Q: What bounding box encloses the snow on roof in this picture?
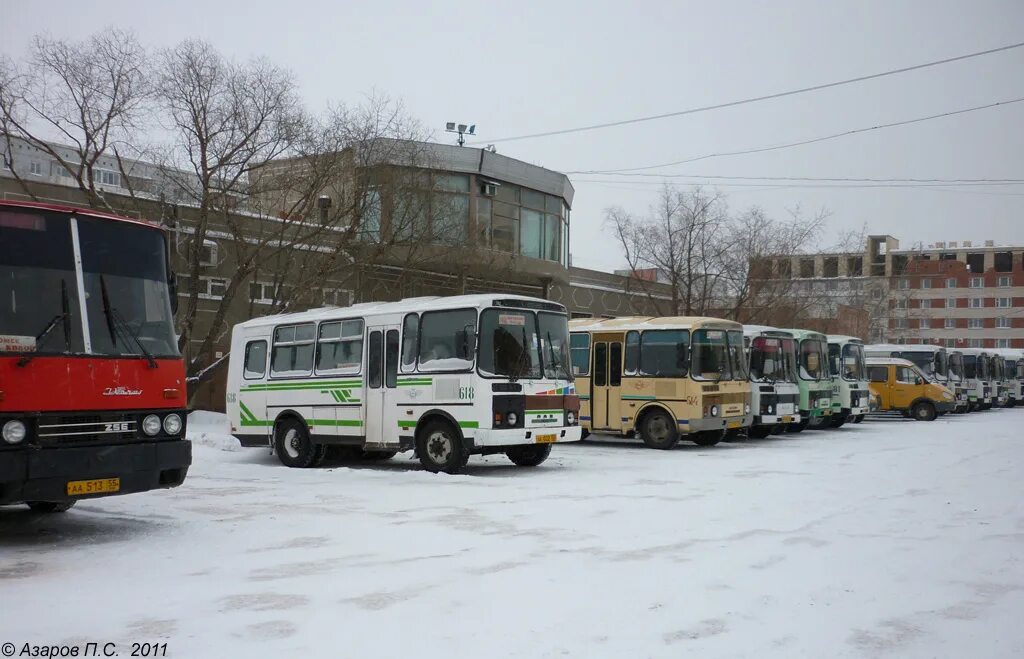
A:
[827,335,865,344]
[743,325,795,339]
[780,328,828,340]
[236,294,565,328]
[568,316,742,333]
[865,356,917,368]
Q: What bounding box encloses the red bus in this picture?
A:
[0,200,191,512]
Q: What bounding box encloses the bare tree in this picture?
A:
[606,184,738,316]
[0,29,149,210]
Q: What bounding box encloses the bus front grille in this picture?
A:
[36,413,137,445]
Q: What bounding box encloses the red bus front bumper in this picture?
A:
[0,440,191,505]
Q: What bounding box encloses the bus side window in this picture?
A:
[271,323,315,377]
[570,333,590,376]
[868,366,888,383]
[401,313,418,373]
[385,329,399,388]
[243,340,268,380]
[623,331,639,375]
[594,343,607,386]
[368,330,383,389]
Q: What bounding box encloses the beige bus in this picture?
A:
[569,317,753,448]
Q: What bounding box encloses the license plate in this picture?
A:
[66,478,120,496]
[782,415,793,423]
[536,434,557,443]
[727,420,741,429]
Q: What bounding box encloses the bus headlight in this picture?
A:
[163,413,183,435]
[767,404,774,415]
[506,412,518,427]
[2,419,26,444]
[745,404,751,414]
[710,405,719,417]
[566,411,576,425]
[142,414,162,436]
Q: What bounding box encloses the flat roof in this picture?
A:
[569,316,742,332]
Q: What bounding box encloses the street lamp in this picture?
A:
[445,122,476,147]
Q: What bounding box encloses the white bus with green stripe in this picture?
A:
[226,294,582,473]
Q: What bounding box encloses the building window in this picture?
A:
[968,338,984,348]
[249,281,291,305]
[966,254,984,273]
[947,297,957,308]
[894,319,908,329]
[996,338,1010,348]
[29,161,42,175]
[998,275,1011,287]
[968,318,983,329]
[969,298,983,308]
[944,318,955,329]
[921,278,932,289]
[996,297,1011,308]
[944,338,956,348]
[897,278,910,290]
[96,169,121,187]
[919,318,930,329]
[476,197,492,247]
[895,299,908,310]
[199,240,217,266]
[969,277,983,288]
[520,208,543,259]
[996,317,1011,329]
[871,288,882,300]
[920,299,931,309]
[800,259,814,278]
[322,288,349,307]
[945,277,957,288]
[359,189,382,242]
[994,251,1012,272]
[201,277,228,299]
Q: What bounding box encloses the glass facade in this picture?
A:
[371,168,570,267]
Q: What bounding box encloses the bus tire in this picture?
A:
[853,415,864,424]
[748,425,772,439]
[830,415,846,429]
[639,409,679,450]
[912,401,937,422]
[311,444,330,467]
[769,424,786,435]
[417,420,469,474]
[506,444,552,467]
[27,501,76,513]
[693,430,724,446]
[274,417,318,468]
[787,419,808,433]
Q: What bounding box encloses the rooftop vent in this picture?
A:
[963,241,972,248]
[984,240,995,247]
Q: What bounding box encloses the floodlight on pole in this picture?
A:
[445,121,477,146]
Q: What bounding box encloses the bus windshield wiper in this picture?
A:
[508,326,532,382]
[17,280,72,367]
[100,275,158,369]
[545,330,564,379]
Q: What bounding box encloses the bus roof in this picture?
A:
[568,316,742,333]
[742,324,794,339]
[236,294,566,329]
[0,199,161,230]
[865,343,945,354]
[827,335,865,345]
[865,356,917,368]
[957,348,989,357]
[780,328,827,341]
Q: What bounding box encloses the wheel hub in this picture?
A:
[427,432,452,462]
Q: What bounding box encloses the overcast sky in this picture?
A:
[4,1,1023,272]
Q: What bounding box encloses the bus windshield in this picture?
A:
[963,355,977,379]
[780,338,799,382]
[948,353,964,381]
[0,209,178,357]
[478,308,571,381]
[691,329,733,381]
[727,330,748,380]
[749,336,792,382]
[841,343,866,381]
[900,351,937,378]
[800,338,827,381]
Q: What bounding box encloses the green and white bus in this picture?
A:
[781,328,833,431]
[826,335,870,427]
[226,294,582,474]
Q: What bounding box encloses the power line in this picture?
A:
[568,97,1024,174]
[472,41,1024,144]
[575,174,1024,183]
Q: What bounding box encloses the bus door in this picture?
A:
[364,325,402,448]
[591,339,623,430]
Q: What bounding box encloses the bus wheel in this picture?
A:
[311,444,330,467]
[693,430,723,446]
[913,401,937,422]
[27,501,76,513]
[787,420,808,433]
[640,410,679,450]
[274,418,318,468]
[769,424,786,435]
[580,429,591,440]
[748,425,772,439]
[417,420,469,474]
[853,415,864,424]
[830,416,846,429]
[506,444,552,467]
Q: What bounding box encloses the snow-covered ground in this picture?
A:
[2,411,1023,658]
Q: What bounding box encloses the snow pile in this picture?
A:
[186,410,240,452]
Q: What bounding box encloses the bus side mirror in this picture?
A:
[168,271,179,315]
[455,325,476,360]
